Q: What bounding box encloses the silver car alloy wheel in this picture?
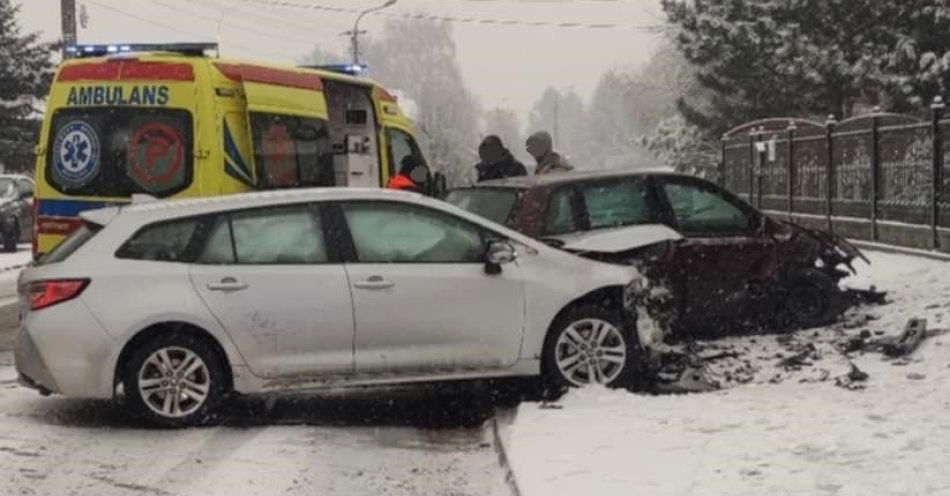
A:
[555,318,626,386]
[137,346,211,419]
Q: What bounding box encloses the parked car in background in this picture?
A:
[0,174,34,252]
[446,170,869,338]
[17,188,647,426]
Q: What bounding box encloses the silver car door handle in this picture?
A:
[207,278,249,292]
[353,276,395,290]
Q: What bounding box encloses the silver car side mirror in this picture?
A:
[485,240,516,275]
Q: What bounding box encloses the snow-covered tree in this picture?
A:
[644,113,718,175]
[0,0,54,173]
[528,87,588,169]
[662,0,950,133]
[583,38,714,171]
[359,19,480,187]
[299,45,344,66]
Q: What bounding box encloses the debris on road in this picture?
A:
[776,342,819,370]
[651,347,722,394]
[843,286,888,306]
[879,318,927,357]
[834,363,869,390]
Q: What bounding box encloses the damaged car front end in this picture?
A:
[446,171,880,345]
[566,217,879,339]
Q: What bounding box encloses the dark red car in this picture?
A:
[445,170,868,337]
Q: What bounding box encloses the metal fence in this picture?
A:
[720,100,950,252]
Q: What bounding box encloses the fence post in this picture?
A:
[756,126,766,210]
[748,130,756,204]
[787,121,796,220]
[932,96,945,250]
[825,115,837,231]
[719,136,726,187]
[870,109,881,242]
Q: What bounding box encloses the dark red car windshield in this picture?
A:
[444,188,519,226]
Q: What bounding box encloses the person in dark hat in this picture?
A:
[475,135,527,182]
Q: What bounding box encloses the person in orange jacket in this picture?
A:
[387,156,425,192]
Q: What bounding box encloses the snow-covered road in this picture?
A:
[506,251,950,496]
[0,246,32,351]
[0,246,511,496]
[2,246,947,495]
[0,362,510,495]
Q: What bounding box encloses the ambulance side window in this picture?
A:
[386,128,425,178]
[249,113,332,189]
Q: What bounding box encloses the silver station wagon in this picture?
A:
[16,188,647,426]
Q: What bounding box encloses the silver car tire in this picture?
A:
[541,304,640,398]
[123,333,227,427]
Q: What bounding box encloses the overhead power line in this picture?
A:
[145,0,335,46]
[196,0,351,35]
[84,0,288,58]
[233,0,670,31]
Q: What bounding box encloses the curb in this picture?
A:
[492,408,522,496]
[849,240,950,263]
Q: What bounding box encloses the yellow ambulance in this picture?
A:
[33,42,435,257]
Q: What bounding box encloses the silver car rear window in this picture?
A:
[38,223,101,265]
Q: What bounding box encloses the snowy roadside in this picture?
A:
[506,251,950,496]
[0,245,32,273]
[0,246,31,351]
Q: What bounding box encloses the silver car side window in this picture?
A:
[196,216,235,264]
[231,207,327,264]
[342,202,482,263]
[116,219,200,262]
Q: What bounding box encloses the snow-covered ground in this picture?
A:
[506,251,950,496]
[0,244,32,272]
[0,364,510,495]
[0,246,513,496]
[0,238,506,494]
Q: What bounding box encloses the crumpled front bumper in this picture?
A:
[623,277,674,349]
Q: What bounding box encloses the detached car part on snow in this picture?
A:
[446,171,875,341]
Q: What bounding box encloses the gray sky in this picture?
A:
[19,0,664,122]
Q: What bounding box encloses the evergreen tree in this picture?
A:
[0,0,54,173]
[661,0,950,135]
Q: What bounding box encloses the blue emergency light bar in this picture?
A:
[64,43,219,58]
[302,64,368,77]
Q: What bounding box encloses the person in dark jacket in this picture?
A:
[475,135,527,182]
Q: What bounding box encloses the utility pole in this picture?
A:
[341,0,397,64]
[61,0,77,58]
